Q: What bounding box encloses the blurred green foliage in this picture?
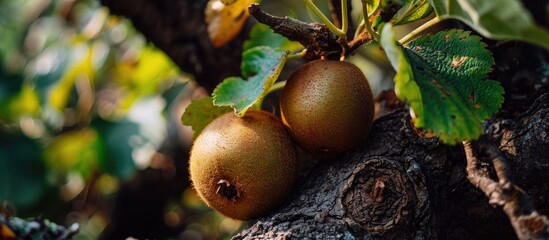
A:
[0,134,46,209]
[0,0,172,205]
[0,0,243,239]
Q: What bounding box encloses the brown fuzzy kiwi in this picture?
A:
[189,110,298,220]
[280,60,374,156]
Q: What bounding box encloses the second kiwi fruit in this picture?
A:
[189,110,298,220]
[280,60,375,156]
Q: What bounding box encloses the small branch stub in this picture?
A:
[216,179,240,201]
[370,177,386,203]
[248,3,374,59]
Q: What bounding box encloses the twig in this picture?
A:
[399,16,442,45]
[248,3,344,60]
[348,26,373,53]
[463,141,549,240]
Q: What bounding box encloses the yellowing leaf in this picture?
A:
[114,45,179,110]
[365,0,381,14]
[43,128,103,177]
[205,0,253,47]
[221,0,238,5]
[1,83,41,120]
[49,45,94,111]
[131,47,179,86]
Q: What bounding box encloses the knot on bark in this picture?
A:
[342,157,429,237]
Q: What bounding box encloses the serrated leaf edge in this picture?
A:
[382,24,504,144]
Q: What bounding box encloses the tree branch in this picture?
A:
[248,3,343,60]
[463,141,549,240]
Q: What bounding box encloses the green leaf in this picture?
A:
[213,46,288,117]
[392,0,434,25]
[0,134,47,208]
[381,24,504,144]
[243,23,303,52]
[181,96,232,139]
[428,0,549,50]
[380,24,423,124]
[93,118,139,180]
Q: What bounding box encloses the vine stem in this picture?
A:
[340,0,348,35]
[304,0,345,37]
[287,49,307,60]
[268,81,287,94]
[399,16,444,45]
[354,16,365,39]
[360,0,379,40]
[253,81,287,109]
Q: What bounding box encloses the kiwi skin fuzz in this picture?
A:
[189,110,298,220]
[280,60,374,156]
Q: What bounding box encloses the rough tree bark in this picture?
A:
[233,93,549,239]
[99,0,549,239]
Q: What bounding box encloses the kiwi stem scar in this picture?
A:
[216,179,240,201]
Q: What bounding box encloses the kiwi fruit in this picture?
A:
[189,110,298,220]
[280,60,374,156]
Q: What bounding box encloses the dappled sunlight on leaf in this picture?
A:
[213,46,288,116]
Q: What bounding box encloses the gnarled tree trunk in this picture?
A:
[234,93,549,239]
